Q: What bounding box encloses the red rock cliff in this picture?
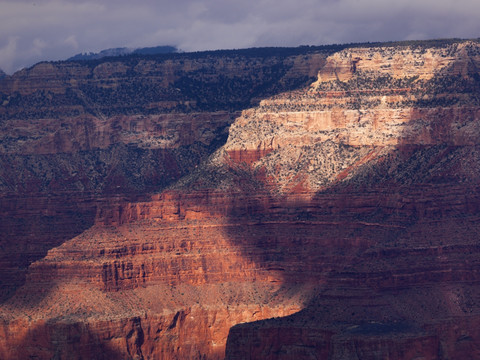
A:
[0,47,327,358]
[2,40,480,359]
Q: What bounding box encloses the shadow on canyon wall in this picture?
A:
[0,318,133,360]
[0,194,97,302]
[4,42,480,358]
[0,48,330,303]
[0,139,235,302]
[223,50,480,358]
[219,45,480,285]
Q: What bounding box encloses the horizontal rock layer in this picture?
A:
[0,48,326,301]
[1,40,480,359]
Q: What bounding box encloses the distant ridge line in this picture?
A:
[68,45,178,61]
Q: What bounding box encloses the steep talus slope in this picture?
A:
[1,40,480,359]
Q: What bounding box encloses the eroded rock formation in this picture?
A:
[1,40,480,359]
[0,47,327,358]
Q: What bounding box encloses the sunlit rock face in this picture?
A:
[222,41,480,359]
[2,40,480,359]
[0,47,327,359]
[0,47,325,299]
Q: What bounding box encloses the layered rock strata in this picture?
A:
[1,40,480,359]
[0,48,326,300]
[222,41,480,358]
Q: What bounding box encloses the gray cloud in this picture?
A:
[0,0,479,74]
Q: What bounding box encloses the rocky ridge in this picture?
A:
[221,41,480,359]
[0,46,329,358]
[0,47,326,301]
[1,40,480,359]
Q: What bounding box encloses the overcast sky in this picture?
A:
[1,0,479,74]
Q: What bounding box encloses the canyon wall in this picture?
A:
[1,40,480,359]
[0,47,328,359]
[0,48,325,300]
[222,41,480,359]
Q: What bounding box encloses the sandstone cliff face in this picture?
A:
[221,41,480,359]
[1,40,480,359]
[0,48,326,300]
[0,47,328,358]
[224,41,480,193]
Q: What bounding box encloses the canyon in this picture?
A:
[1,39,480,359]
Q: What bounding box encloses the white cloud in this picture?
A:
[32,38,47,56]
[64,35,79,50]
[0,37,18,74]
